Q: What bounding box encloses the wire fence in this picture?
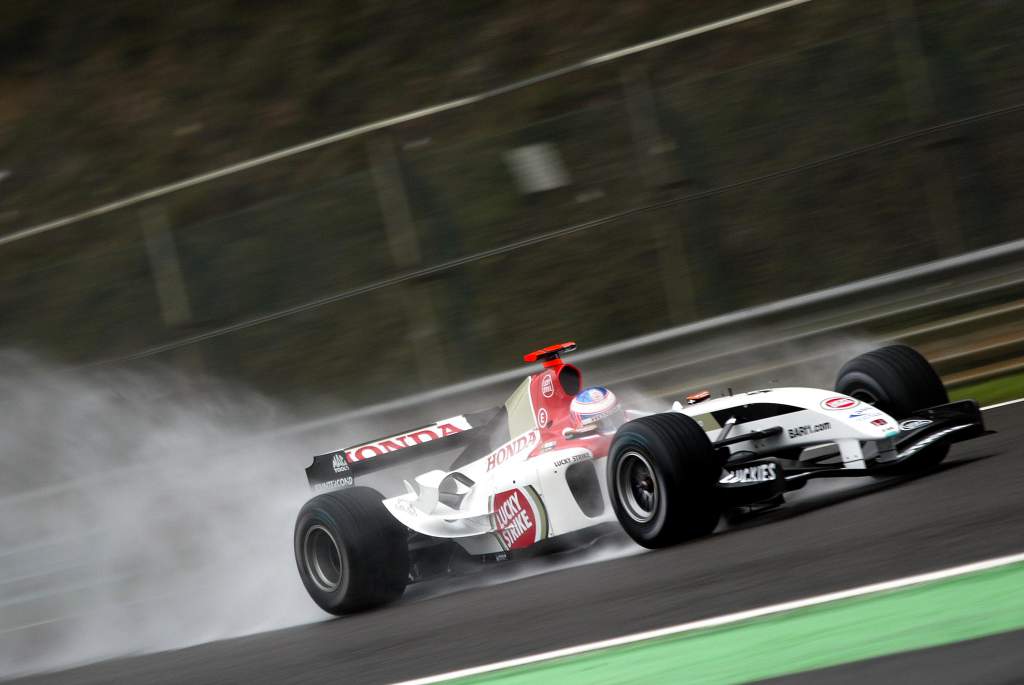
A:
[1,0,1023,404]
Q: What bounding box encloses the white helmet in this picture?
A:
[569,386,622,432]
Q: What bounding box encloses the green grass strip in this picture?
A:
[949,370,1024,407]
[453,562,1024,685]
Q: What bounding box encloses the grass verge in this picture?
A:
[948,369,1024,406]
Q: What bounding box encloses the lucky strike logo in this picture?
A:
[493,489,538,550]
[346,416,470,461]
[485,430,539,471]
[821,396,859,411]
[541,373,555,398]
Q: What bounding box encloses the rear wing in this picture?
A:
[305,409,500,493]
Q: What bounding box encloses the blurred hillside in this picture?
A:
[1,0,1023,407]
[0,0,773,228]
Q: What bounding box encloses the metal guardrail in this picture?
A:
[276,236,1024,447]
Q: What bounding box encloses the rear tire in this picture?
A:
[608,413,720,549]
[294,486,409,615]
[835,344,949,473]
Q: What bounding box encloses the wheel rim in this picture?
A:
[303,524,343,592]
[615,450,659,523]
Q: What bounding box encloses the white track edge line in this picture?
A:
[981,397,1024,411]
[392,550,1024,684]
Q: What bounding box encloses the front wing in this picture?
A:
[716,400,987,505]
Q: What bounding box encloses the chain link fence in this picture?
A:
[1,0,1022,405]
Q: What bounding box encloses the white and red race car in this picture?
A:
[295,342,986,614]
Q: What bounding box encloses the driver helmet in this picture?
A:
[570,386,623,432]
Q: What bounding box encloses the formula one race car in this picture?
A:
[294,342,986,614]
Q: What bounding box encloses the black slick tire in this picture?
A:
[607,413,720,549]
[835,344,950,472]
[294,486,409,615]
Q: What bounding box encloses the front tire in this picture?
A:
[608,413,720,549]
[294,486,409,615]
[835,344,949,472]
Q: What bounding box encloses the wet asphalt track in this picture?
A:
[10,403,1024,685]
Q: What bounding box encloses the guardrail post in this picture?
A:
[886,0,965,258]
[139,204,204,373]
[368,134,449,387]
[620,67,699,324]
